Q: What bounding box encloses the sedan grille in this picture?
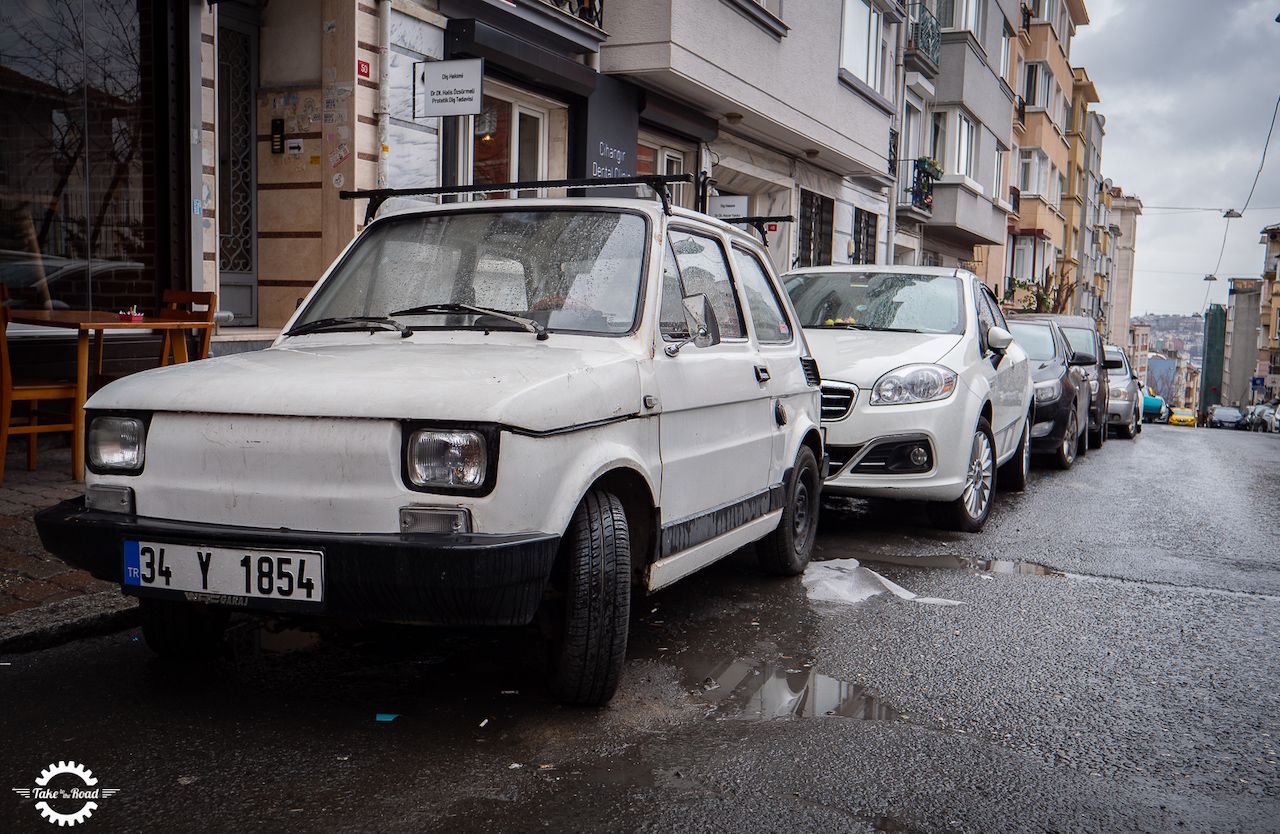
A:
[820,384,857,421]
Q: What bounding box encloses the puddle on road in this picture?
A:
[687,657,899,721]
[864,553,1063,576]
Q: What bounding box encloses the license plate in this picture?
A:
[123,540,324,604]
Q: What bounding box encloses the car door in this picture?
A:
[652,227,775,556]
[974,284,1027,454]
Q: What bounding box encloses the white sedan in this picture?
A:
[783,266,1033,533]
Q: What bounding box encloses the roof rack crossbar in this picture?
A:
[340,174,695,224]
[716,215,795,249]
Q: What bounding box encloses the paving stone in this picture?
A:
[50,569,94,590]
[8,579,62,602]
[0,597,39,616]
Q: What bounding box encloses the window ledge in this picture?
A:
[837,69,896,116]
[718,0,789,39]
[937,173,986,197]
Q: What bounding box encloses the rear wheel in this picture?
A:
[757,446,820,575]
[928,418,995,533]
[139,598,230,659]
[1054,407,1079,470]
[997,414,1030,492]
[545,489,631,706]
[1089,406,1106,448]
[1119,406,1138,439]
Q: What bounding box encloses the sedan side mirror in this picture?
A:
[987,325,1013,352]
[1103,357,1125,370]
[664,293,721,356]
[1068,350,1096,367]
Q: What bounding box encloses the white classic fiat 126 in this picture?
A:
[37,177,824,705]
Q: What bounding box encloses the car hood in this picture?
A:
[1029,359,1067,384]
[87,337,643,433]
[803,330,964,383]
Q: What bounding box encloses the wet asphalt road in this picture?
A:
[2,424,1278,833]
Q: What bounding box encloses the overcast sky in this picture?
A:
[1070,0,1280,317]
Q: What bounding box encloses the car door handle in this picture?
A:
[754,365,771,383]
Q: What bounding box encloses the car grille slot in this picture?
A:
[820,384,857,420]
[800,357,822,388]
[825,444,863,474]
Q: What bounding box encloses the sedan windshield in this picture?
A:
[294,209,649,336]
[784,271,964,335]
[1214,407,1243,420]
[1105,349,1129,379]
[1007,322,1057,362]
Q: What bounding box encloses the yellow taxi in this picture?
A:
[1169,407,1197,427]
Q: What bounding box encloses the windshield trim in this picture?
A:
[294,206,653,340]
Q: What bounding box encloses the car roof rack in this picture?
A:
[340,173,695,224]
[714,215,794,249]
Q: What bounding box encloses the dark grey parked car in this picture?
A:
[1008,313,1109,450]
[1007,319,1090,469]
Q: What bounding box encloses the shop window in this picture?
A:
[473,94,546,198]
[798,189,834,268]
[637,137,693,208]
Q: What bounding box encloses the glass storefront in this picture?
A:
[1,0,165,313]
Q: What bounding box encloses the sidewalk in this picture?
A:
[0,442,138,653]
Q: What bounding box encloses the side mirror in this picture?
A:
[1103,357,1124,370]
[1068,350,1096,367]
[664,294,721,356]
[987,325,1013,352]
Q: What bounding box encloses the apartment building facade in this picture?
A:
[1257,224,1280,401]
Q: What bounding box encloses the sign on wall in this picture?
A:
[414,58,483,118]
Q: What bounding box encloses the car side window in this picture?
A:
[666,228,746,340]
[731,247,793,344]
[981,287,1009,330]
[973,285,996,348]
[659,237,690,339]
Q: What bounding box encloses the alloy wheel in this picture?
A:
[962,430,994,521]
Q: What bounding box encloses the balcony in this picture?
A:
[1021,3,1032,31]
[538,0,604,28]
[897,159,936,222]
[1015,95,1026,126]
[905,3,941,75]
[1008,186,1021,216]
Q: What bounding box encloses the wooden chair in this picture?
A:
[0,285,77,486]
[157,290,217,365]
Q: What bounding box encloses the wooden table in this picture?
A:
[6,311,216,481]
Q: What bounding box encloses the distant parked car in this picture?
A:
[784,265,1033,533]
[1141,386,1168,423]
[1169,408,1197,427]
[1008,314,1109,449]
[1006,319,1090,469]
[1104,345,1142,439]
[1208,405,1249,429]
[1245,404,1274,432]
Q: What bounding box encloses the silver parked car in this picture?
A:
[1104,344,1141,439]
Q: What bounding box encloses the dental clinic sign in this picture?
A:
[416,58,483,118]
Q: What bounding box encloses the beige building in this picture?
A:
[1109,189,1143,346]
[1128,321,1150,386]
[1259,224,1280,400]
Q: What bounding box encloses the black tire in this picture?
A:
[1053,407,1079,470]
[757,446,820,575]
[1089,407,1106,449]
[928,418,995,533]
[997,413,1030,492]
[139,598,230,659]
[546,489,631,706]
[1119,407,1138,439]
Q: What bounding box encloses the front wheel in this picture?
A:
[757,446,820,575]
[1053,407,1079,470]
[928,418,995,533]
[139,598,230,659]
[1119,407,1138,439]
[545,490,631,706]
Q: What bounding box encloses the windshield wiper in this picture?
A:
[286,316,412,338]
[389,303,548,341]
[821,322,923,334]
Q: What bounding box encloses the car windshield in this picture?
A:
[294,209,649,336]
[1105,349,1129,379]
[1060,326,1096,358]
[1007,322,1057,361]
[783,271,964,334]
[1215,407,1243,420]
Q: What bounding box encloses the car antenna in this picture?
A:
[340,174,696,225]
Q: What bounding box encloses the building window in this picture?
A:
[841,0,882,91]
[473,94,548,198]
[939,0,985,34]
[853,208,877,264]
[798,189,834,268]
[994,148,1006,199]
[637,134,695,209]
[930,112,947,168]
[1000,28,1012,82]
[956,113,976,178]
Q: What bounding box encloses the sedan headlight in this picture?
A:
[406,429,487,489]
[869,364,958,405]
[1034,380,1063,404]
[1109,385,1127,399]
[87,416,146,473]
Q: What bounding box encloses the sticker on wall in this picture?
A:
[310,155,321,165]
[358,60,370,78]
[323,20,337,34]
[332,173,345,188]
[329,143,350,168]
[286,138,304,154]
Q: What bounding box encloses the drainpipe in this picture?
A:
[376,0,392,189]
[885,18,906,265]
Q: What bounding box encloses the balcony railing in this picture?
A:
[907,4,941,66]
[1009,185,1021,215]
[906,167,935,213]
[889,129,900,176]
[540,0,604,27]
[1021,3,1032,30]
[1015,95,1026,124]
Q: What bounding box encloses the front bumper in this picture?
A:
[1028,397,1074,454]
[35,498,559,626]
